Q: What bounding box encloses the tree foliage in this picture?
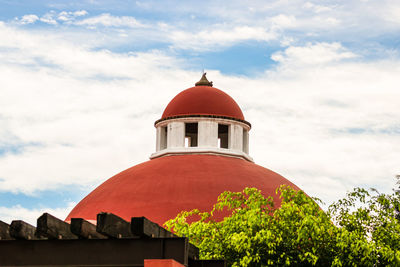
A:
[164,182,400,266]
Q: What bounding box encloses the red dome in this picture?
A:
[161,86,245,121]
[66,154,299,225]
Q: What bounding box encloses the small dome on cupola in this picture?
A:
[160,73,246,122]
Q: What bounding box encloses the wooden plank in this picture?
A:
[36,213,78,240]
[96,212,135,238]
[9,220,37,240]
[160,227,177,238]
[0,220,13,240]
[188,243,200,261]
[70,218,107,239]
[131,216,176,238]
[131,216,160,238]
[0,238,189,266]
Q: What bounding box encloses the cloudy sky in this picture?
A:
[0,0,399,224]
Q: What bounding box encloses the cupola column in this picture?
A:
[229,124,243,151]
[156,127,162,151]
[168,121,185,148]
[243,129,249,154]
[198,121,218,147]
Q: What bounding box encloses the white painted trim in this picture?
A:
[150,147,254,162]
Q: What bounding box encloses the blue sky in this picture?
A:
[0,0,399,223]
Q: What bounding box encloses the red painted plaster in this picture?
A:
[66,154,300,226]
[144,259,185,267]
[161,86,245,120]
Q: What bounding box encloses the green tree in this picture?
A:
[165,183,400,266]
[329,182,400,266]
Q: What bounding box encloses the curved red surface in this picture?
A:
[66,155,300,226]
[161,86,245,120]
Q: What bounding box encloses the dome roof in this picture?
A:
[160,85,245,121]
[66,154,299,225]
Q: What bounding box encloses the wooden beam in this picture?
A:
[9,220,37,240]
[131,216,176,238]
[130,217,197,260]
[159,227,177,238]
[0,238,190,266]
[188,244,200,261]
[96,213,135,238]
[36,213,78,240]
[0,220,13,240]
[70,218,107,239]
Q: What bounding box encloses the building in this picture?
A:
[66,73,300,226]
[1,74,302,267]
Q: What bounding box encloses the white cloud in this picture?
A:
[271,42,357,65]
[74,13,142,28]
[236,44,399,205]
[0,22,189,194]
[270,14,297,29]
[303,2,334,13]
[280,36,295,46]
[58,10,88,22]
[0,203,75,225]
[384,5,400,24]
[40,11,58,25]
[170,26,277,51]
[14,10,88,26]
[18,14,39,25]
[73,10,88,17]
[140,0,400,47]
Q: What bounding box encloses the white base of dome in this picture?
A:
[150,147,254,162]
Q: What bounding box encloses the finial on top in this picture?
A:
[195,72,213,87]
